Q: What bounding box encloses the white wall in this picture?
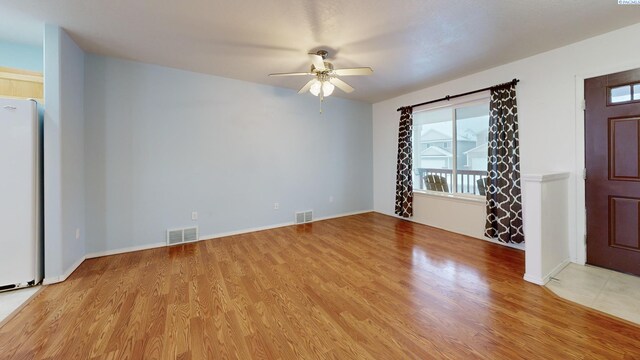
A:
[373,23,640,262]
[43,25,85,281]
[83,55,373,254]
[412,193,485,239]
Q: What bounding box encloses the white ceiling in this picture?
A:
[1,0,639,103]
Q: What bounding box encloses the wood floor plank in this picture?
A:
[1,212,640,359]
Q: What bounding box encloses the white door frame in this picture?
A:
[574,60,640,265]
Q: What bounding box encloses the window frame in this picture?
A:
[412,91,490,200]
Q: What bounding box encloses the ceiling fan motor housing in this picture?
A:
[311,62,334,74]
[315,49,329,59]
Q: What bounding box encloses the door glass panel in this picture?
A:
[611,85,632,103]
[634,84,640,100]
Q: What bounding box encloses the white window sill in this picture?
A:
[413,190,485,204]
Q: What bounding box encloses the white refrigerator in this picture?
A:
[0,98,42,291]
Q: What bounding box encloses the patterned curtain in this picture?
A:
[395,107,413,218]
[485,84,524,244]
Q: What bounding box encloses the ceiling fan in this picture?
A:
[269,50,373,99]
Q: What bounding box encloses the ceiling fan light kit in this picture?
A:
[322,81,335,96]
[269,49,373,113]
[310,80,322,96]
[308,73,334,97]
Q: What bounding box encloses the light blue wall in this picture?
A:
[84,54,373,254]
[43,25,85,281]
[60,29,86,274]
[43,25,63,279]
[0,40,43,72]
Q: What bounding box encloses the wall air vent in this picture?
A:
[183,227,198,242]
[167,229,183,245]
[166,226,199,246]
[295,210,313,224]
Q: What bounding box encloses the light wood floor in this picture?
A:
[1,213,639,359]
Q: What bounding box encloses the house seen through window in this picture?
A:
[412,99,489,196]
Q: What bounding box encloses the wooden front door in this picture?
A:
[585,68,640,276]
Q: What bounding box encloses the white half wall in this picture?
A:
[83,55,373,254]
[522,173,570,285]
[373,23,640,267]
[43,25,86,281]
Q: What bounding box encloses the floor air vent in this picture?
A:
[166,226,199,246]
[295,210,313,224]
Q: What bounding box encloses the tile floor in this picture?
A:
[0,286,41,327]
[546,263,640,325]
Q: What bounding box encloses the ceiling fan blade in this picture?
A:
[333,67,373,76]
[269,72,313,77]
[309,54,326,71]
[298,79,316,94]
[329,78,354,93]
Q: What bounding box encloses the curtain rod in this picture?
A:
[396,78,520,112]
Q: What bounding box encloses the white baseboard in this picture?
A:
[480,236,526,250]
[199,209,373,241]
[199,221,294,241]
[376,210,525,251]
[313,209,373,222]
[524,258,570,286]
[545,258,571,282]
[43,243,166,284]
[42,210,373,285]
[85,242,166,259]
[43,255,86,285]
[523,273,546,285]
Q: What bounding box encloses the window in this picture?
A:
[412,99,490,196]
[609,82,640,104]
